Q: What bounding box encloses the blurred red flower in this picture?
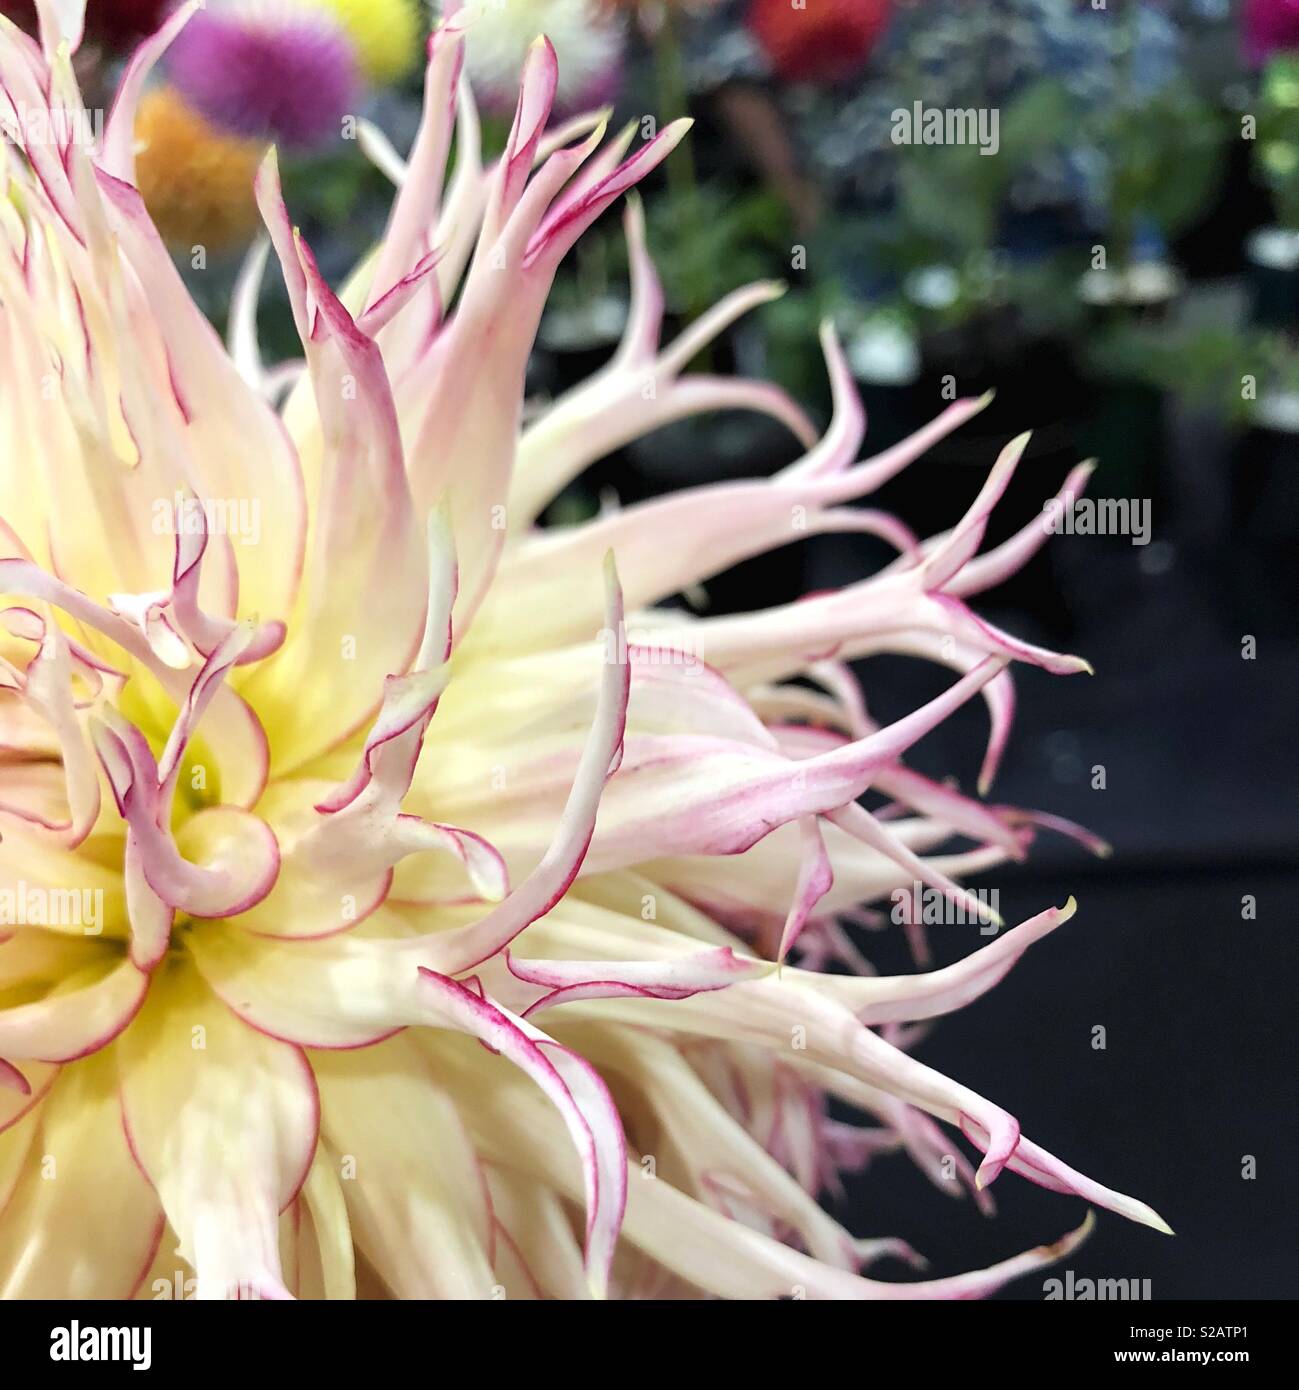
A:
[747,0,891,85]
[0,0,172,49]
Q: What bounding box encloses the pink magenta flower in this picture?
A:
[1245,0,1299,67]
[165,1,361,150]
[0,5,1169,1299]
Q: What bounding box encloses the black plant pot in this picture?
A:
[910,313,1084,637]
[1225,416,1299,637]
[1245,228,1299,332]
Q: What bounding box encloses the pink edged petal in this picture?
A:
[91,711,280,920]
[827,802,1003,932]
[93,169,307,633]
[156,623,259,810]
[100,1,199,181]
[405,112,693,638]
[524,117,695,273]
[417,557,631,973]
[0,1049,164,1298]
[946,461,1097,599]
[816,900,1075,1027]
[123,836,174,973]
[402,821,509,903]
[416,967,627,1297]
[777,817,834,961]
[509,200,814,531]
[618,1144,1092,1299]
[0,1057,30,1094]
[313,505,458,816]
[918,432,1031,592]
[930,593,1093,678]
[166,506,286,665]
[248,158,428,770]
[567,657,1005,874]
[501,944,765,1018]
[530,915,1029,1198]
[364,20,465,314]
[958,1121,1174,1234]
[839,759,1025,861]
[992,806,1113,859]
[0,607,99,847]
[485,37,560,242]
[0,956,147,1063]
[656,432,1085,691]
[784,386,993,485]
[118,959,319,1300]
[0,557,271,809]
[246,512,506,923]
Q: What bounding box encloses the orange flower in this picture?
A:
[133,87,264,252]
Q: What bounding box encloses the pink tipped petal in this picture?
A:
[993,808,1113,859]
[524,117,693,272]
[415,968,627,1296]
[510,213,815,530]
[958,1124,1173,1235]
[828,802,1003,932]
[249,155,428,772]
[504,944,763,1017]
[920,432,1030,592]
[90,712,280,919]
[821,901,1076,1027]
[421,559,630,973]
[101,1,199,181]
[947,461,1097,599]
[365,22,464,312]
[777,818,834,961]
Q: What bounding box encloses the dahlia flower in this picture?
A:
[441,0,625,112]
[165,0,362,151]
[747,0,892,85]
[317,0,422,83]
[132,85,266,250]
[0,4,1169,1300]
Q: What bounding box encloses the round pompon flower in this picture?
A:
[132,86,265,250]
[747,0,892,85]
[165,0,360,150]
[315,0,423,82]
[1245,0,1299,67]
[441,0,625,111]
[0,7,1170,1301]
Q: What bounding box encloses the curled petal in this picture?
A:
[415,968,627,1297]
[0,956,147,1063]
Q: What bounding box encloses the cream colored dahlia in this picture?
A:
[0,4,1168,1300]
[439,0,624,110]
